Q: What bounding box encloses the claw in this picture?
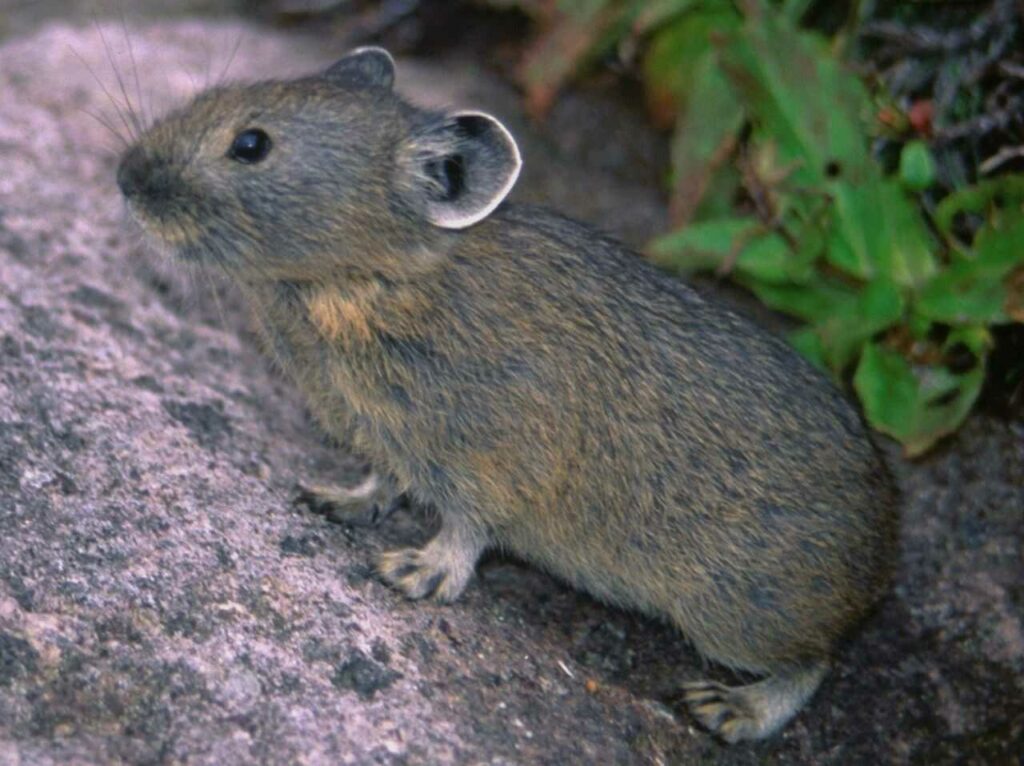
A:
[682,662,827,743]
[294,476,405,528]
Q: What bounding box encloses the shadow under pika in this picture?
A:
[322,496,984,765]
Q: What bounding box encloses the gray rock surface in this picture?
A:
[0,18,1021,766]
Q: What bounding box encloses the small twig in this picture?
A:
[860,0,1017,55]
[933,96,1024,142]
[980,145,1024,174]
[998,60,1024,80]
[861,18,993,55]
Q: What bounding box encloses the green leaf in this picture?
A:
[916,267,1008,325]
[899,140,936,191]
[907,313,932,339]
[634,0,741,36]
[668,48,745,224]
[787,326,828,371]
[915,213,1024,323]
[786,203,830,267]
[693,159,743,220]
[649,217,803,284]
[948,325,994,356]
[807,279,905,372]
[718,6,873,187]
[648,217,760,272]
[735,231,807,284]
[644,5,740,103]
[780,0,815,22]
[854,338,987,457]
[828,179,936,286]
[873,180,938,287]
[974,214,1024,273]
[934,175,1024,235]
[740,276,856,323]
[825,184,875,279]
[853,342,919,440]
[714,9,939,285]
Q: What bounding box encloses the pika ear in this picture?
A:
[324,46,395,90]
[397,111,522,230]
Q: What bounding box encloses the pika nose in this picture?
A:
[117,144,148,199]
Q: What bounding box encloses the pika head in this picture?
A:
[117,48,521,281]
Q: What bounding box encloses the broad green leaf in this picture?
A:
[916,361,985,455]
[693,159,743,220]
[718,6,872,187]
[948,325,994,356]
[853,342,918,440]
[828,179,936,286]
[916,214,1024,323]
[786,202,830,266]
[668,48,745,224]
[633,0,711,35]
[907,313,933,339]
[648,217,760,272]
[916,267,1008,325]
[649,218,803,284]
[873,180,938,287]
[740,276,856,323]
[854,339,987,457]
[644,6,740,104]
[934,175,1024,235]
[826,183,875,278]
[973,214,1024,273]
[780,0,815,21]
[809,279,905,372]
[735,232,813,284]
[788,326,828,371]
[899,140,937,191]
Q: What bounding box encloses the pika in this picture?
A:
[118,48,898,742]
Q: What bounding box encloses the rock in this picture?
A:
[0,18,1021,766]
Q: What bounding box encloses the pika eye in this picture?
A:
[228,128,272,164]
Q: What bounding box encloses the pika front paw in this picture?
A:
[295,475,407,527]
[377,546,472,603]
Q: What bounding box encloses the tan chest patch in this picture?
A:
[304,287,376,345]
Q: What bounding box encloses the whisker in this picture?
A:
[69,43,136,143]
[201,31,215,91]
[199,265,234,337]
[97,21,143,140]
[216,31,245,86]
[185,66,199,98]
[78,106,130,149]
[120,9,148,129]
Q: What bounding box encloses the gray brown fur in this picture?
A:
[118,49,899,742]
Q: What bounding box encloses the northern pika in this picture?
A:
[118,48,899,742]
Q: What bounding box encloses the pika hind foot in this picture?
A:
[683,661,828,743]
[378,515,487,603]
